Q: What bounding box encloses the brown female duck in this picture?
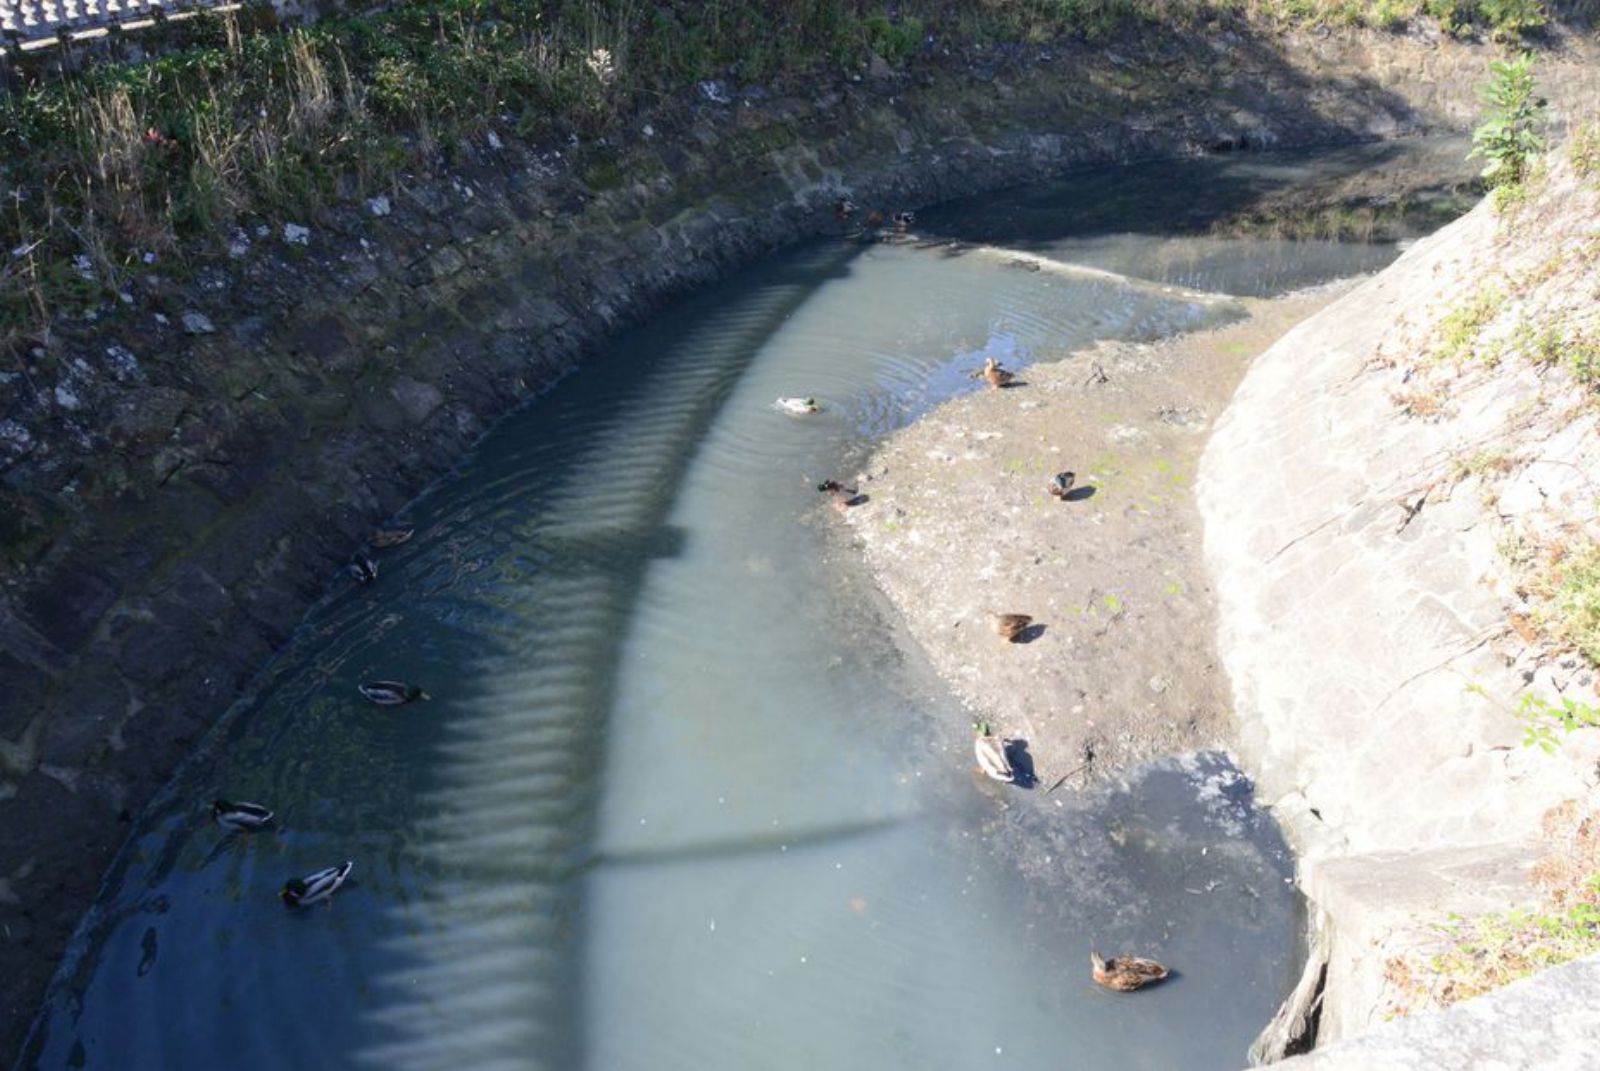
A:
[1091,950,1170,992]
[981,357,1016,390]
[986,611,1032,642]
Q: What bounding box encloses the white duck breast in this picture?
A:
[974,734,1015,783]
[212,799,274,832]
[283,861,354,907]
[359,680,426,705]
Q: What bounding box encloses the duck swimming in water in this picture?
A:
[986,611,1033,642]
[359,680,430,706]
[348,552,378,583]
[282,861,354,908]
[1091,950,1170,992]
[212,799,274,833]
[776,397,821,415]
[973,722,1014,783]
[370,528,414,549]
[1048,472,1076,499]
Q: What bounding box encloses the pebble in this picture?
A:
[367,196,392,217]
[283,222,312,245]
[181,311,216,335]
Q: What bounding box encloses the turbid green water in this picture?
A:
[20,140,1472,1071]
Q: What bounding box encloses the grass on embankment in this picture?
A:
[1384,801,1600,1015]
[0,0,1558,354]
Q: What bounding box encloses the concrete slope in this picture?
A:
[1202,154,1600,1048]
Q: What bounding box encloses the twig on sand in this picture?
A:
[1046,761,1092,794]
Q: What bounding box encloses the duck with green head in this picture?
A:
[973,722,1014,783]
[359,680,430,706]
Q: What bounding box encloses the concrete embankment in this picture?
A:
[1201,153,1600,1056]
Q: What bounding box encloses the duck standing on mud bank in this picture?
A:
[973,722,1015,783]
[981,357,1016,389]
[818,479,862,512]
[985,611,1032,641]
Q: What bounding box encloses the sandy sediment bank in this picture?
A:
[841,283,1350,787]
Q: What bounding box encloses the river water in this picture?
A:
[20,141,1472,1071]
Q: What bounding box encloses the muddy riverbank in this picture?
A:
[838,280,1351,785]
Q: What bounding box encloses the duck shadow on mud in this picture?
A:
[1003,738,1038,788]
[1010,623,1047,645]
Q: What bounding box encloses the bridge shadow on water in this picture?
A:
[19,242,865,1071]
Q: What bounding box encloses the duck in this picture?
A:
[833,196,856,222]
[1048,472,1076,499]
[281,861,354,908]
[864,209,885,230]
[892,210,915,233]
[982,357,1016,390]
[348,552,378,583]
[776,397,821,415]
[973,722,1014,783]
[211,798,274,833]
[359,680,430,706]
[817,479,860,512]
[986,611,1033,642]
[370,528,415,549]
[1091,950,1170,992]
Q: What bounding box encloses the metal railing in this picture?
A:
[2,0,276,53]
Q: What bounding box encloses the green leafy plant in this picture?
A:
[1478,0,1546,39]
[1469,52,1546,189]
[862,14,924,62]
[1515,693,1600,753]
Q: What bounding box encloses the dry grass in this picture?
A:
[1384,801,1600,1018]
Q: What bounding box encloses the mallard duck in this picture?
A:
[281,861,353,908]
[1048,472,1076,499]
[986,611,1033,641]
[1091,950,1170,992]
[982,357,1016,390]
[370,528,414,549]
[776,397,821,415]
[212,798,273,833]
[892,210,915,233]
[973,722,1014,783]
[359,680,430,705]
[817,479,860,512]
[348,552,378,583]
